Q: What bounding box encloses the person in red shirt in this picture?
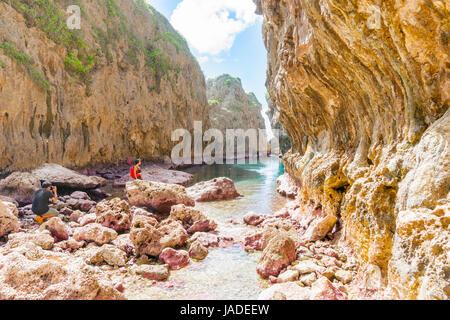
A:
[130,158,143,180]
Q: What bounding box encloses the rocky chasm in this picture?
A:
[0,0,209,173]
[255,0,449,299]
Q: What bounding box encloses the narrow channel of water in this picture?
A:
[124,156,287,300]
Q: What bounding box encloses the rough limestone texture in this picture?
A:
[126,180,195,213]
[266,97,291,154]
[0,172,41,204]
[31,164,106,189]
[0,242,124,300]
[73,223,118,245]
[255,0,449,299]
[0,200,19,237]
[0,0,209,173]
[95,198,132,232]
[186,177,241,202]
[129,215,188,257]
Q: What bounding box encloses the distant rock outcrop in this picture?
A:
[206,74,266,156]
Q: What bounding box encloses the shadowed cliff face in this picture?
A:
[0,0,209,172]
[256,0,449,299]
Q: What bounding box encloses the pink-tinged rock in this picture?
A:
[54,237,85,251]
[39,217,70,242]
[70,210,83,223]
[309,277,348,300]
[95,198,132,232]
[0,172,41,204]
[0,242,124,300]
[258,282,310,300]
[189,232,220,248]
[159,248,190,270]
[84,244,128,267]
[130,206,161,221]
[126,180,195,213]
[70,191,91,200]
[66,198,97,212]
[111,234,135,256]
[0,201,19,237]
[256,232,297,278]
[79,213,97,226]
[186,177,241,202]
[73,223,118,245]
[114,282,126,293]
[129,215,162,256]
[31,163,107,189]
[244,230,263,251]
[243,212,267,226]
[60,207,73,216]
[113,165,193,188]
[132,264,169,281]
[302,214,337,242]
[276,173,300,199]
[169,204,217,233]
[158,219,188,249]
[189,240,208,260]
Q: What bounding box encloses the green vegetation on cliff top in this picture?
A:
[1,0,193,90]
[0,42,50,91]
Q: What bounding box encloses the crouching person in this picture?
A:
[32,181,59,224]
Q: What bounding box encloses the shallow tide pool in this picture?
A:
[122,157,287,300]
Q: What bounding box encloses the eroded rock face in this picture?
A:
[6,231,54,250]
[84,244,128,267]
[159,248,190,270]
[186,177,241,202]
[129,215,187,257]
[0,172,40,204]
[276,174,300,199]
[0,201,19,237]
[0,0,209,173]
[188,240,208,260]
[169,204,217,233]
[73,223,118,245]
[39,217,70,242]
[126,180,195,213]
[95,198,132,232]
[132,264,169,281]
[256,232,297,278]
[256,0,449,299]
[0,242,124,300]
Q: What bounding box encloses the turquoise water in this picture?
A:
[121,157,287,300]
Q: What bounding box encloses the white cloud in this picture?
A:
[197,56,210,63]
[170,0,258,55]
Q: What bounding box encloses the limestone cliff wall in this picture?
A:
[0,0,209,173]
[266,96,291,153]
[256,0,449,299]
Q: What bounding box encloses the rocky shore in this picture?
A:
[0,162,245,300]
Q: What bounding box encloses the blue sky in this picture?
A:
[148,0,269,117]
